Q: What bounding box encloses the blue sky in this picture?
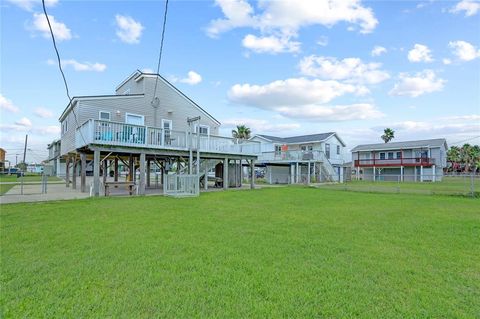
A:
[1,0,479,163]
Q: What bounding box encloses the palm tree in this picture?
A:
[447,146,461,172]
[232,125,251,143]
[381,128,395,143]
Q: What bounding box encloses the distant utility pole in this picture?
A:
[21,134,28,195]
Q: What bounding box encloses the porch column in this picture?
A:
[93,150,100,196]
[400,166,404,182]
[128,154,134,182]
[250,159,255,189]
[296,162,299,183]
[432,164,436,182]
[373,166,376,182]
[65,156,70,187]
[239,159,243,187]
[146,159,151,187]
[139,153,146,195]
[290,164,294,184]
[72,157,77,190]
[102,159,107,186]
[223,157,229,190]
[204,159,209,190]
[420,165,424,182]
[313,162,316,183]
[307,162,311,184]
[114,157,119,182]
[80,152,86,193]
[414,166,417,182]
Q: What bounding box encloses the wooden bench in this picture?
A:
[104,181,136,196]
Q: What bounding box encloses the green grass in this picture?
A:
[1,188,479,318]
[0,174,62,183]
[326,176,480,196]
[0,184,15,195]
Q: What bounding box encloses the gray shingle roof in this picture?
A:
[256,132,339,144]
[351,138,447,152]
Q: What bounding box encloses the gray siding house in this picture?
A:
[351,138,448,182]
[250,132,347,184]
[57,70,259,196]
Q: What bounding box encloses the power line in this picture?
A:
[41,0,87,146]
[450,136,480,145]
[151,0,170,105]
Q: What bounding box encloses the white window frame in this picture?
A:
[125,113,145,126]
[336,145,340,155]
[62,120,68,135]
[387,152,394,160]
[99,111,111,121]
[196,124,210,136]
[379,152,386,160]
[161,119,173,130]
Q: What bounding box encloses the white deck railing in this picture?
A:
[164,174,199,197]
[76,119,261,155]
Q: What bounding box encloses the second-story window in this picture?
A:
[62,121,68,135]
[388,152,394,159]
[325,143,330,159]
[197,125,210,135]
[99,111,111,121]
[275,145,281,154]
[380,152,386,160]
[337,145,340,155]
[396,151,402,159]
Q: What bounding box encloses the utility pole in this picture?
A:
[21,134,28,195]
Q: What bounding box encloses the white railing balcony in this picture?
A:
[75,119,261,156]
[258,150,328,162]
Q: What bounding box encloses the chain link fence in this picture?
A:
[319,173,479,198]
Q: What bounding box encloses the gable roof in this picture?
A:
[133,70,221,125]
[254,132,346,146]
[351,138,448,152]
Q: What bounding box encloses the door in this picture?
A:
[162,119,173,145]
[125,113,145,143]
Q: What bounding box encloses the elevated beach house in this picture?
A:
[250,132,347,184]
[351,138,448,182]
[58,70,259,196]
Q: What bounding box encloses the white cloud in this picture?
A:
[178,71,202,85]
[207,0,378,37]
[15,117,32,127]
[442,58,452,65]
[450,0,480,16]
[389,70,446,97]
[47,59,107,72]
[115,15,144,44]
[0,94,20,113]
[31,12,72,41]
[34,107,54,118]
[222,118,301,132]
[317,36,329,47]
[448,40,480,61]
[242,34,300,54]
[407,44,434,62]
[6,0,57,11]
[371,45,387,56]
[141,68,154,73]
[276,103,384,122]
[227,78,383,121]
[229,78,365,107]
[298,56,390,84]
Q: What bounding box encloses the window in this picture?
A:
[99,111,111,121]
[301,145,313,151]
[396,151,402,159]
[62,121,68,135]
[275,145,281,154]
[388,152,394,160]
[325,143,330,159]
[380,152,386,160]
[195,124,210,136]
[337,145,340,155]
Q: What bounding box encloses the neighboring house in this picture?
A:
[351,138,448,182]
[250,132,347,184]
[46,140,66,177]
[56,70,259,196]
[27,163,44,174]
[0,148,5,172]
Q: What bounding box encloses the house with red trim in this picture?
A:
[351,138,448,182]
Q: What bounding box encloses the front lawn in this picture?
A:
[1,188,479,317]
[0,175,62,183]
